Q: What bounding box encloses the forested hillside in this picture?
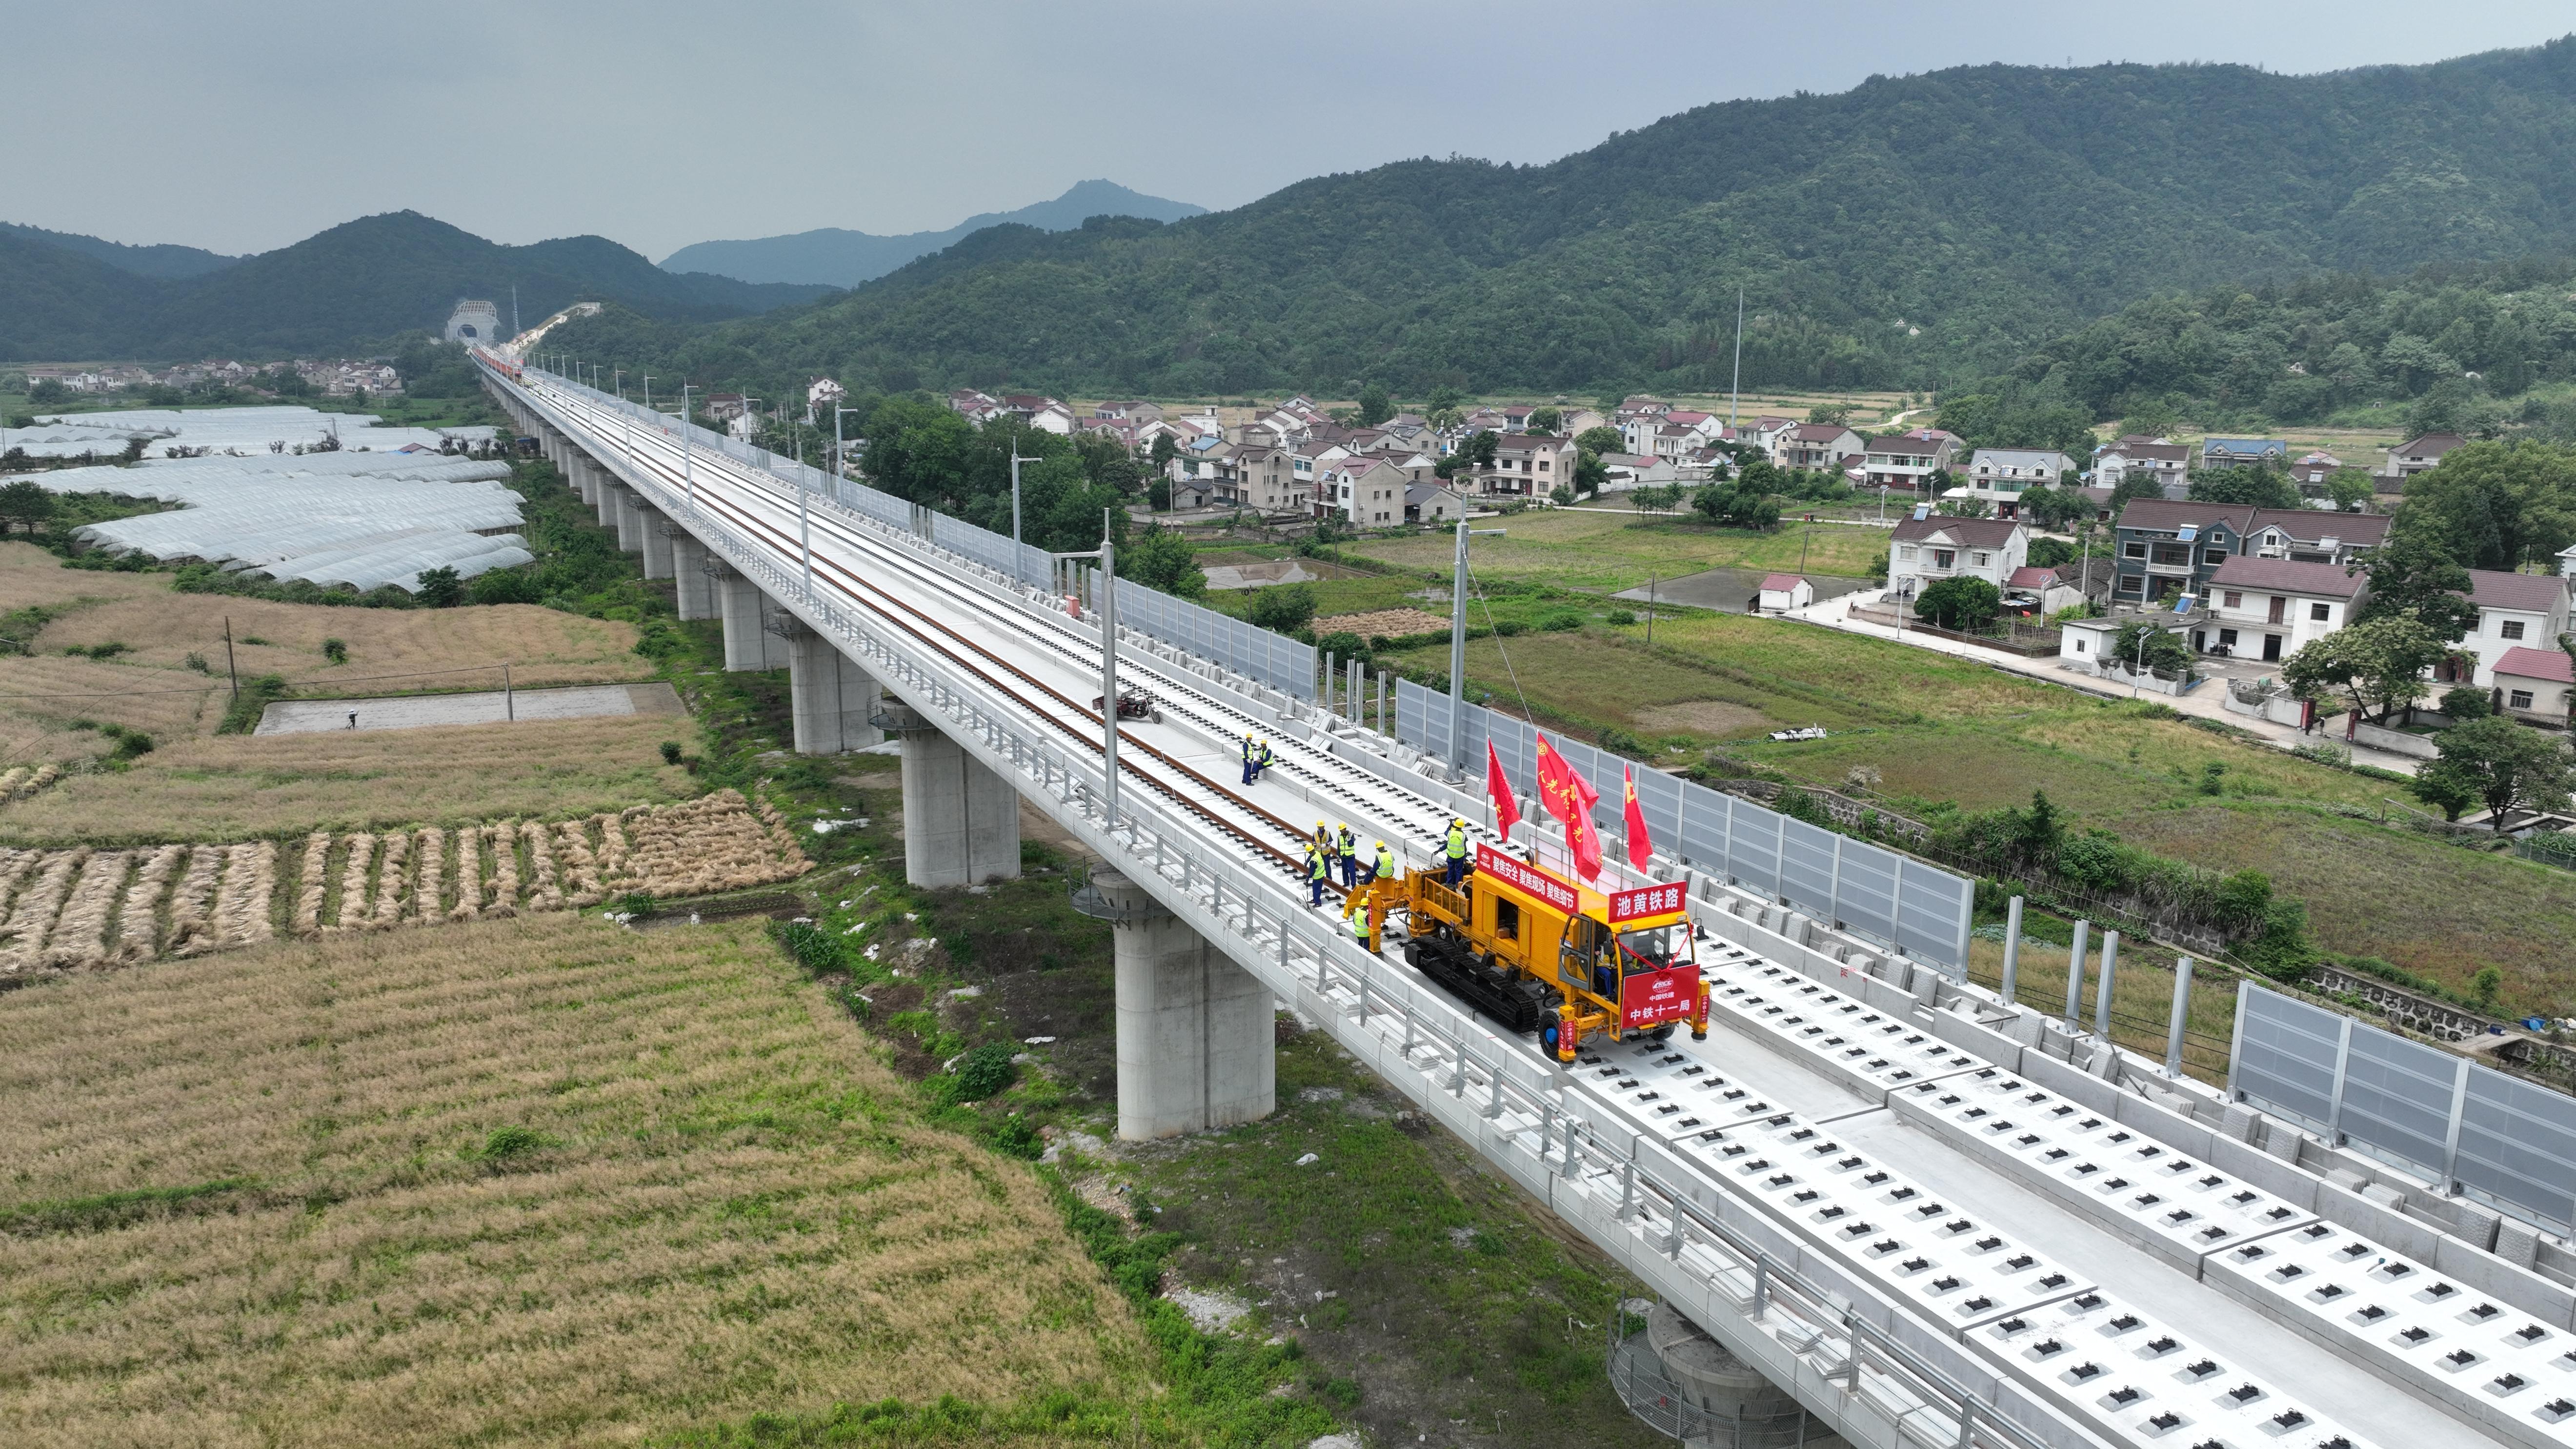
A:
[539,38,2576,402]
[0,212,836,362]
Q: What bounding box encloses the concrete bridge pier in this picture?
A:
[878,703,1019,887]
[638,508,675,579]
[573,457,600,506]
[780,622,881,755]
[1091,869,1275,1140]
[593,473,619,529]
[612,488,644,553]
[714,564,790,670]
[672,534,714,619]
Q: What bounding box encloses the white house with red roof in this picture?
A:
[2446,569,2574,687]
[1755,573,1813,611]
[2493,647,2574,724]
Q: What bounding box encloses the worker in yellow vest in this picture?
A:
[1443,819,1469,886]
[1305,840,1328,907]
[1335,824,1358,888]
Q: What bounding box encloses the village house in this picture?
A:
[2002,564,2087,615]
[2198,556,2368,663]
[1319,455,1411,526]
[1233,445,1306,513]
[1886,514,2029,598]
[2240,508,2388,565]
[2443,570,2574,688]
[1477,434,1576,496]
[1597,452,1680,489]
[2198,437,2290,471]
[2382,431,2466,482]
[1775,423,1865,473]
[1755,574,1815,611]
[2289,450,2343,489]
[2096,440,2191,497]
[1859,432,1956,491]
[1962,448,2076,515]
[2110,500,2255,604]
[1405,482,1466,524]
[996,395,1074,433]
[2493,648,2574,724]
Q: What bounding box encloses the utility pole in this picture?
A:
[511,285,520,339]
[1009,431,1042,547]
[1054,513,1124,825]
[680,384,695,504]
[642,375,653,414]
[1729,284,1745,432]
[222,617,239,701]
[1446,517,1508,775]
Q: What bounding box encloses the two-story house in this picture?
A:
[1776,423,1865,473]
[2198,437,2290,471]
[2446,570,2573,687]
[1860,433,1956,491]
[2199,557,2368,663]
[999,395,1075,434]
[1962,449,2076,516]
[2096,441,2191,497]
[2382,432,2466,482]
[1477,434,1576,496]
[1322,455,1411,527]
[1886,514,2029,599]
[1233,445,1306,514]
[2494,648,2574,724]
[2111,501,2254,604]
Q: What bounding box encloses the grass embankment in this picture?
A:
[0,914,1148,1447]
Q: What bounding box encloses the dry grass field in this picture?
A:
[0,715,695,846]
[0,913,1147,1447]
[37,594,650,692]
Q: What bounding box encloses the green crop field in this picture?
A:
[1347,510,1890,590]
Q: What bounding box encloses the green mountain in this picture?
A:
[0,221,238,280]
[542,37,2576,400]
[0,211,838,363]
[660,180,1208,287]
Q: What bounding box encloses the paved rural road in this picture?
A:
[256,682,685,735]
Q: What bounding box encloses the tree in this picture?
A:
[1095,454,1145,496]
[2188,466,2301,509]
[2020,483,2093,532]
[2282,615,2446,722]
[1436,428,1499,480]
[1527,405,1562,434]
[1117,525,1205,599]
[26,378,71,406]
[2109,621,2193,675]
[1571,450,1608,497]
[1355,383,1393,427]
[1573,424,1623,456]
[1692,481,1778,530]
[1913,576,2003,631]
[1806,402,1852,426]
[2323,467,2377,512]
[413,566,465,608]
[2395,439,2576,571]
[2106,473,2169,515]
[2355,531,2479,643]
[1427,405,1465,432]
[2408,762,2480,822]
[2416,715,2576,831]
[1245,582,1316,634]
[1148,432,1178,480]
[0,480,56,535]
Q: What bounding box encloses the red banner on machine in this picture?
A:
[1474,843,1578,914]
[1620,965,1698,1028]
[1607,881,1688,924]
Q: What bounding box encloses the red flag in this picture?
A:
[1623,764,1653,872]
[1535,734,1605,880]
[1485,742,1522,839]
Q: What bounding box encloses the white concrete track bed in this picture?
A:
[489,361,2570,1449]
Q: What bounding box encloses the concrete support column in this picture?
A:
[785,626,881,755]
[593,470,619,527]
[896,721,1021,888]
[612,489,644,553]
[638,507,674,579]
[672,534,714,620]
[1096,869,1275,1140]
[575,458,599,505]
[715,566,791,670]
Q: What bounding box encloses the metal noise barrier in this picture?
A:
[1393,676,1972,973]
[2234,983,2576,1234]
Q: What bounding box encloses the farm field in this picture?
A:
[0,714,692,845]
[1345,509,1887,591]
[0,912,1147,1448]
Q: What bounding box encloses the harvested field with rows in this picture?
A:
[0,912,1144,1446]
[0,791,807,982]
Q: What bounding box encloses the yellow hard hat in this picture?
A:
[1376,840,1389,849]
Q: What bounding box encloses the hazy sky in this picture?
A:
[13,1,2571,262]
